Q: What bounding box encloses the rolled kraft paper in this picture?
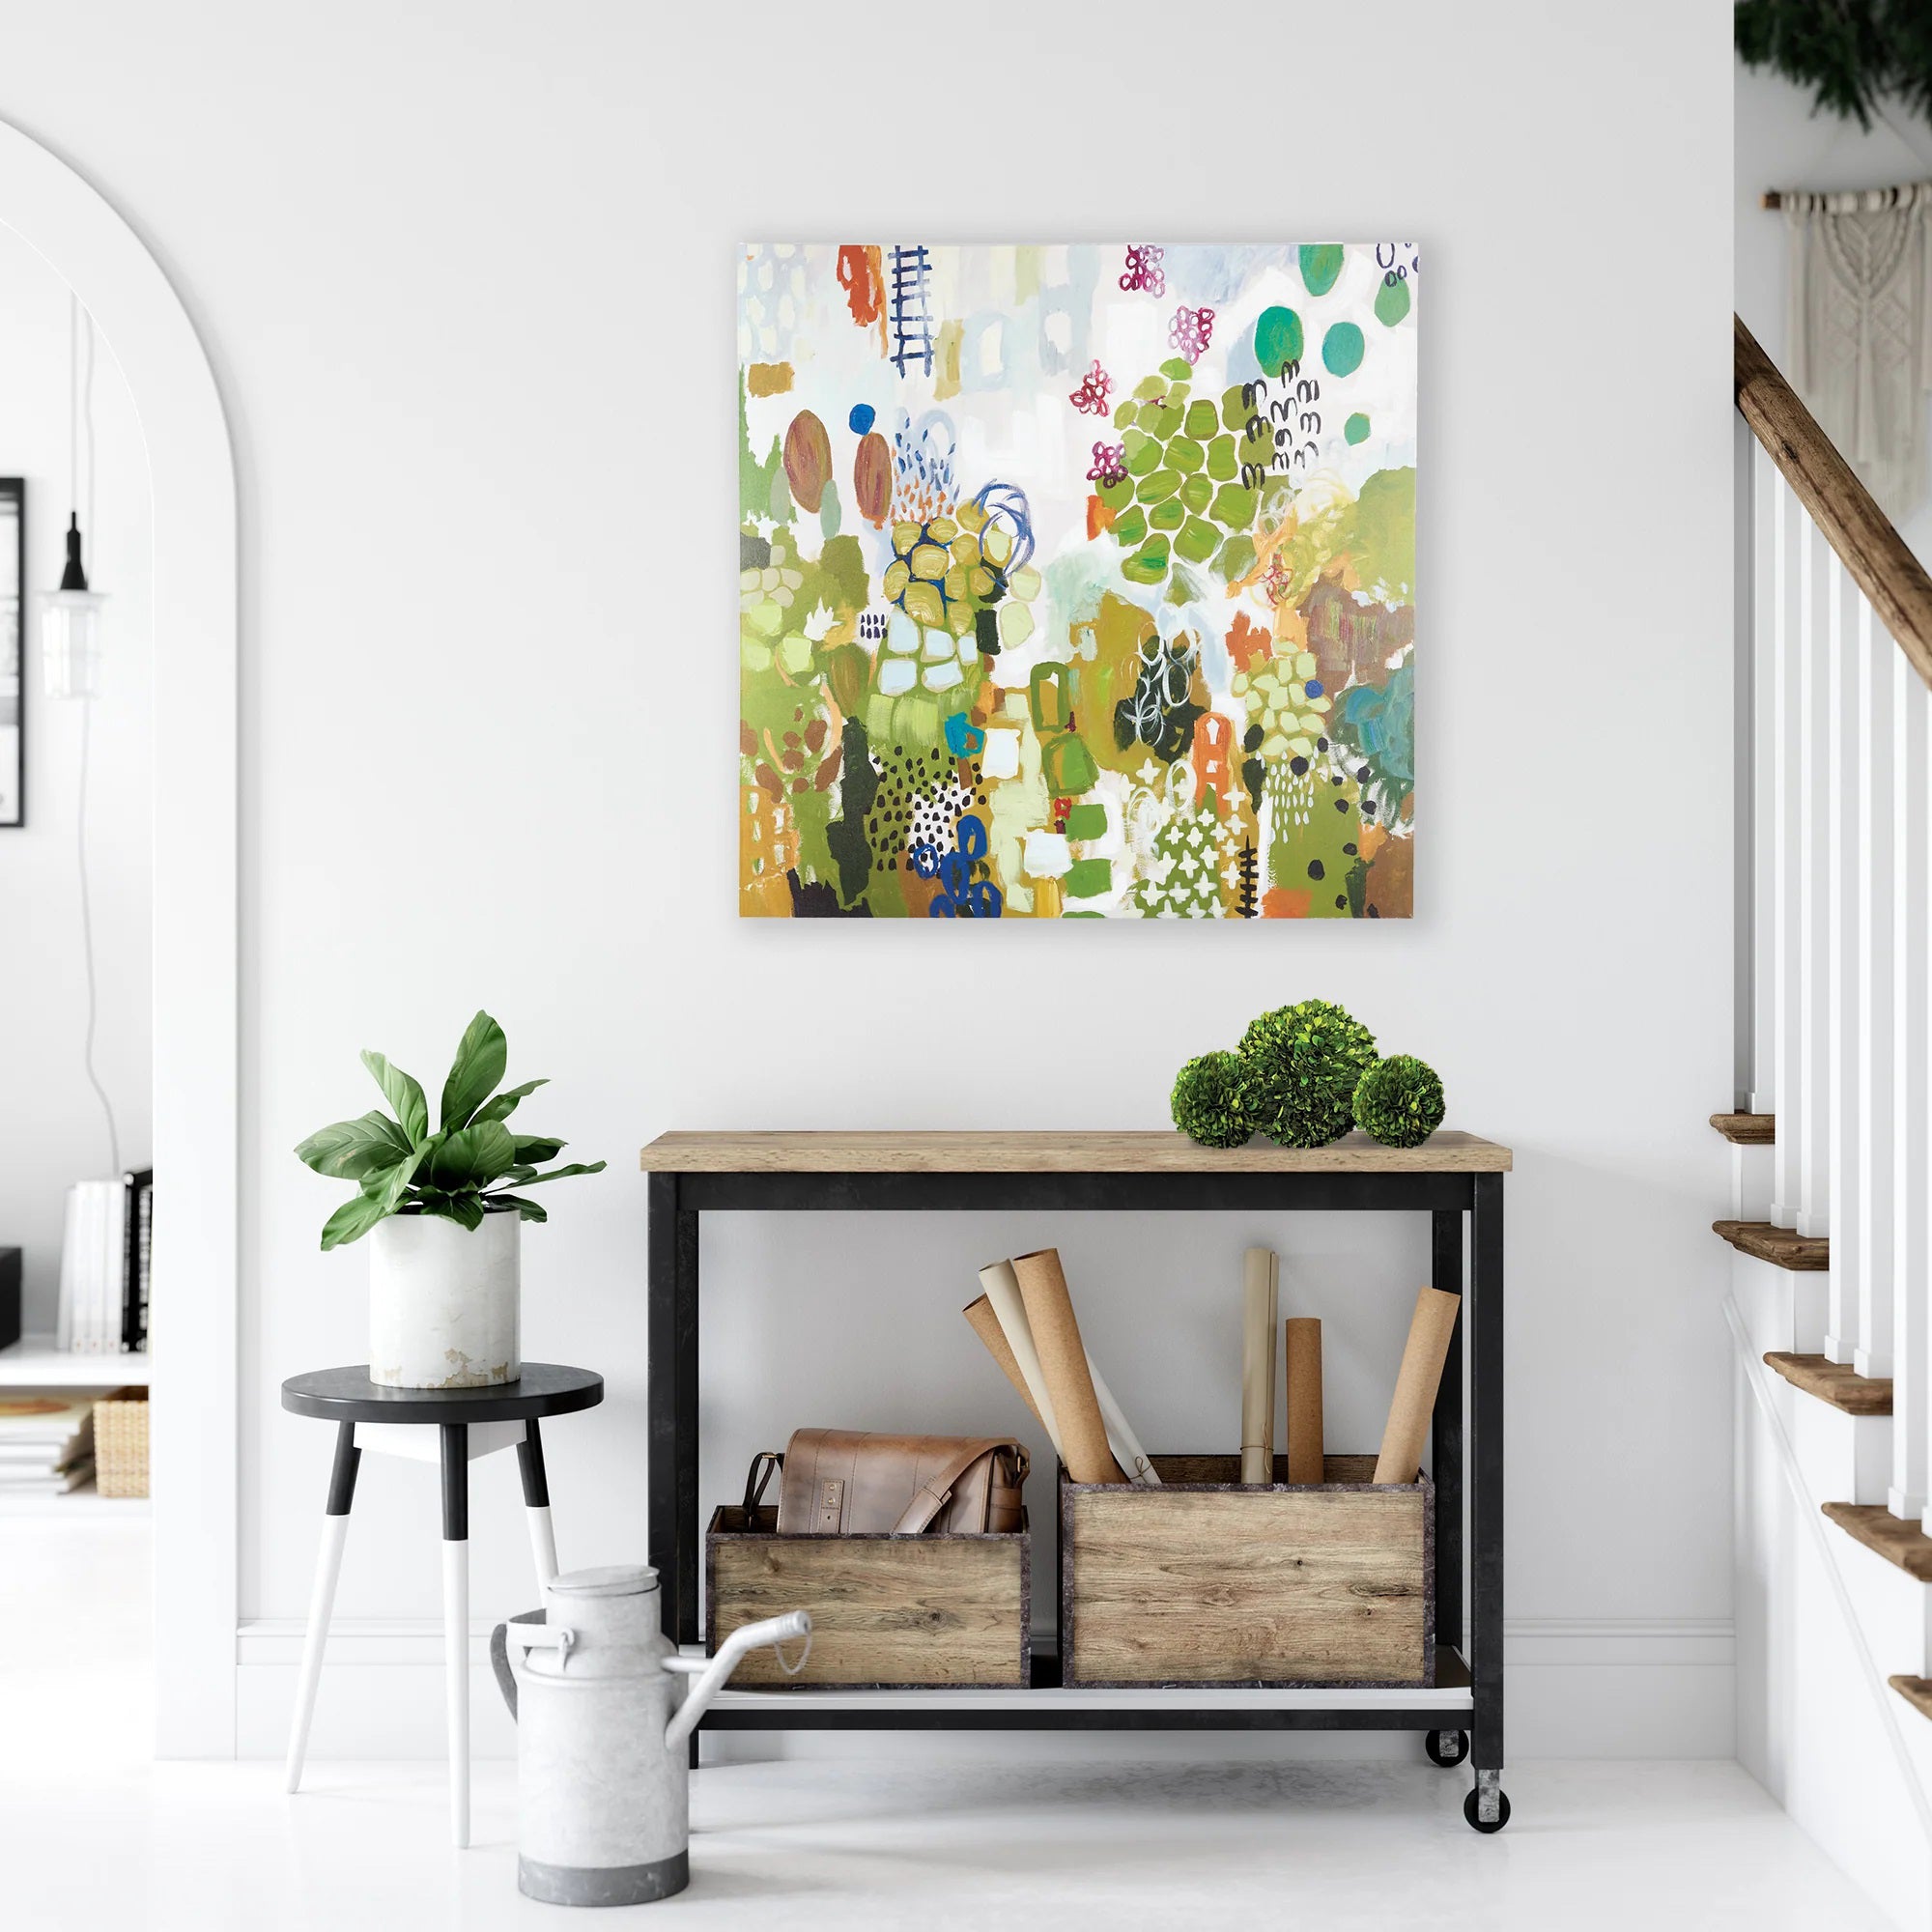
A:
[976,1262,1066,1464]
[1285,1318,1324,1486]
[962,1293,1047,1433]
[1373,1287,1463,1485]
[1088,1359,1160,1487]
[1239,1248,1278,1485]
[1010,1249,1125,1485]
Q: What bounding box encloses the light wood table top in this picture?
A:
[639,1129,1511,1175]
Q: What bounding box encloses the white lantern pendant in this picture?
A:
[41,513,105,700]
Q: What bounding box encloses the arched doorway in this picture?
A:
[0,116,239,1757]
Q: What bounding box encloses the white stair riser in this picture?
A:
[1731,1144,1775,1225]
[1733,1250,1828,1356]
[1786,1385,1892,1509]
[1830,1532,1932,1683]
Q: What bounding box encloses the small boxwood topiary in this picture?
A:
[1353,1054,1445,1149]
[1170,1050,1254,1149]
[1238,999,1378,1149]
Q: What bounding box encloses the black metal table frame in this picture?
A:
[645,1167,1502,1792]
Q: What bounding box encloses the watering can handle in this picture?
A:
[489,1612,572,1720]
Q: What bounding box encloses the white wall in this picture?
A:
[0,0,1735,1754]
[1737,59,1932,561]
[0,225,152,1333]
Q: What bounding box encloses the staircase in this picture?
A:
[1731,316,1932,1927]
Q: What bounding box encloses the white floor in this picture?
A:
[0,1523,1899,1931]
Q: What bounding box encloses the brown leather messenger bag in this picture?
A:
[743,1429,1028,1536]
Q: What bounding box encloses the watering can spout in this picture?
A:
[663,1611,811,1751]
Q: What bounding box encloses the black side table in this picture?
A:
[279,1363,603,1848]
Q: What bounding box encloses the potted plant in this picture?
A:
[297,1009,604,1388]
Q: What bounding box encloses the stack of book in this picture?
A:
[0,1390,98,1495]
[56,1167,153,1355]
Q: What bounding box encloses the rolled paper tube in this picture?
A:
[963,1293,1048,1434]
[1240,1248,1278,1485]
[977,1261,1066,1464]
[1010,1248,1125,1485]
[1285,1317,1324,1485]
[1088,1357,1160,1486]
[1373,1287,1463,1485]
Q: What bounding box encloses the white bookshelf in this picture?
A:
[0,1336,154,1386]
[0,1341,152,1517]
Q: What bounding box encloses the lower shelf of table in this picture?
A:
[689,1645,1474,1731]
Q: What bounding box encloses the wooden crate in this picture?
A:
[1059,1454,1432,1689]
[705,1504,1030,1689]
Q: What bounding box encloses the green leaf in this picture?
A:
[440,1010,508,1131]
[419,1192,485,1232]
[424,1121,520,1192]
[365,1143,431,1216]
[486,1192,549,1224]
[320,1189,395,1251]
[513,1159,607,1188]
[297,1111,414,1181]
[360,1051,429,1145]
[512,1135,565,1165]
[471,1078,549,1126]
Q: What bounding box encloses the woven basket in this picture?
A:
[93,1392,149,1499]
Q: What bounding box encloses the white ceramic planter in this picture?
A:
[369,1208,522,1388]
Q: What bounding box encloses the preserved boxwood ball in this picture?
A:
[1170,1050,1254,1149]
[1353,1054,1445,1149]
[1238,998,1378,1149]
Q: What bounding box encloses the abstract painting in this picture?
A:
[738,244,1416,919]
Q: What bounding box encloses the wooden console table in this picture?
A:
[640,1129,1512,1832]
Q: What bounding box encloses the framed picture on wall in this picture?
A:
[737,244,1416,920]
[0,478,20,827]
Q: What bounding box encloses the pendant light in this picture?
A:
[42,293,105,699]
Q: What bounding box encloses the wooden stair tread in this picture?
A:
[1711,1112,1775,1146]
[1822,1503,1932,1581]
[1714,1220,1830,1269]
[1890,1676,1932,1722]
[1764,1352,1893,1415]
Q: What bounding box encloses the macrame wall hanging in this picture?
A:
[1782,182,1932,523]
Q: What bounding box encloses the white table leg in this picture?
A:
[442,1536,469,1848]
[285,1516,349,1792]
[526,1505,558,1591]
[286,1421,358,1795]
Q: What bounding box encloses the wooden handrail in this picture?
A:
[1735,314,1932,691]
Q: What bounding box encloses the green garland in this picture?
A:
[1737,0,1932,128]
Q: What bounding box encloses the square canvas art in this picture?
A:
[738,243,1416,919]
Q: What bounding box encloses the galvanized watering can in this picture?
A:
[491,1564,810,1906]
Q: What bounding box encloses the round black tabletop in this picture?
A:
[281,1362,604,1426]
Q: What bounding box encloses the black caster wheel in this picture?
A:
[1463,1787,1512,1834]
[1425,1729,1468,1768]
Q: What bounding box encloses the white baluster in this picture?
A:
[1826,556,1861,1361]
[1798,526,1832,1236]
[1854,596,1893,1373]
[1889,659,1928,1518]
[1771,477,1804,1230]
[1750,448,1779,1115]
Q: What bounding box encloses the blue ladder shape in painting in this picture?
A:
[889,244,934,379]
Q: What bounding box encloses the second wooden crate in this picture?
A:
[1059,1455,1432,1689]
[706,1504,1029,1689]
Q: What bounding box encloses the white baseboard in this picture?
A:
[236,1617,1735,1762]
